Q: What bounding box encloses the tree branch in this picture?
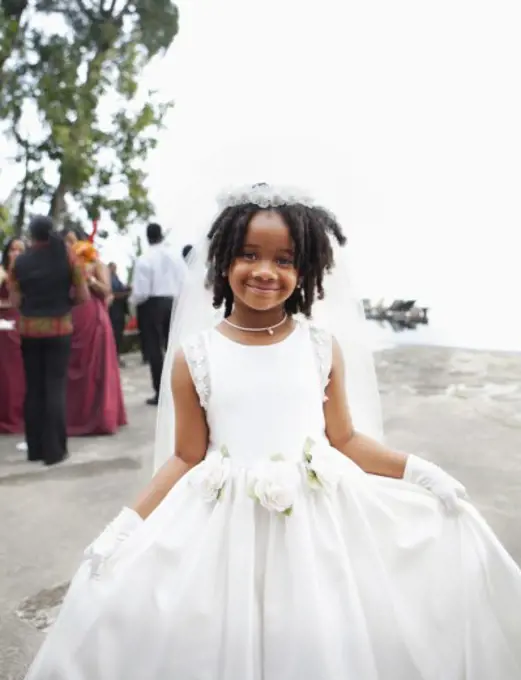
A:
[75,0,96,20]
[0,13,25,74]
[99,0,116,13]
[14,150,30,236]
[12,126,29,150]
[115,0,132,20]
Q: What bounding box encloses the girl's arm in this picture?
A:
[324,337,467,512]
[324,337,407,478]
[132,350,209,519]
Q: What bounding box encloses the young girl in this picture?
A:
[25,185,521,679]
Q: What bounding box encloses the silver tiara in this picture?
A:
[216,183,317,211]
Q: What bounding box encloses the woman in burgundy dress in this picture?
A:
[0,237,25,434]
[62,227,127,435]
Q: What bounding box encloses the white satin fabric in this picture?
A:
[25,323,521,680]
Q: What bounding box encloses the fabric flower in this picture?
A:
[303,438,339,492]
[190,448,230,502]
[250,457,298,516]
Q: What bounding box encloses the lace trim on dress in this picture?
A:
[183,332,211,409]
[308,323,333,401]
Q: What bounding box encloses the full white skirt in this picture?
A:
[25,449,521,680]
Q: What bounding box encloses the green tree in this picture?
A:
[0,0,27,78]
[1,0,178,232]
[0,187,17,250]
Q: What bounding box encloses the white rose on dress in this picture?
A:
[191,451,231,502]
[251,460,298,516]
[305,453,339,492]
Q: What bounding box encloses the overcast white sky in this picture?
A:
[3,0,521,312]
[146,0,521,308]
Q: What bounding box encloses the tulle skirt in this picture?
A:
[25,448,521,680]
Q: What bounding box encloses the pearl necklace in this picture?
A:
[223,314,288,336]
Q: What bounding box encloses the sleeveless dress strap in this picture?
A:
[308,323,333,401]
[182,331,211,409]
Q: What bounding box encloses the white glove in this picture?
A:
[403,454,468,514]
[84,507,143,578]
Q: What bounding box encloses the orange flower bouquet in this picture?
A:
[72,240,98,265]
[71,219,100,266]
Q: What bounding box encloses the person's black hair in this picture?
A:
[182,244,193,260]
[207,194,347,317]
[29,215,68,259]
[29,215,54,242]
[2,237,19,270]
[146,223,163,245]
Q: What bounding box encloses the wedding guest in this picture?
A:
[8,217,89,465]
[62,227,127,435]
[129,223,186,405]
[182,244,193,261]
[0,237,25,434]
[108,262,130,368]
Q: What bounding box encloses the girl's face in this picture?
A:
[227,210,298,313]
[8,239,25,265]
[64,230,78,247]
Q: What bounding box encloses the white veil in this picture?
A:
[152,186,384,474]
[153,233,219,473]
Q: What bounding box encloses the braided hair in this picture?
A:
[207,199,347,318]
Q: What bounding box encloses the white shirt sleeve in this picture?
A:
[129,258,150,308]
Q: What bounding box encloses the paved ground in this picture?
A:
[1,346,521,679]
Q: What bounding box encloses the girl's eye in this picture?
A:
[277,257,294,267]
[241,252,257,261]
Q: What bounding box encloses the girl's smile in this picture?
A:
[245,282,282,294]
[227,210,298,316]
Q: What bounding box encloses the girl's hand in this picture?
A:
[84,507,143,578]
[403,454,468,514]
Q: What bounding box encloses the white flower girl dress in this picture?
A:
[25,321,521,680]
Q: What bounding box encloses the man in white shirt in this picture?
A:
[129,223,186,405]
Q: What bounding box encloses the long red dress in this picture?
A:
[0,279,24,433]
[66,289,127,435]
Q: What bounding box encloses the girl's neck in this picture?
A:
[227,306,287,331]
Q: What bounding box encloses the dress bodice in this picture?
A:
[184,321,331,465]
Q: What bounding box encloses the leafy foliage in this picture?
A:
[0,0,178,232]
